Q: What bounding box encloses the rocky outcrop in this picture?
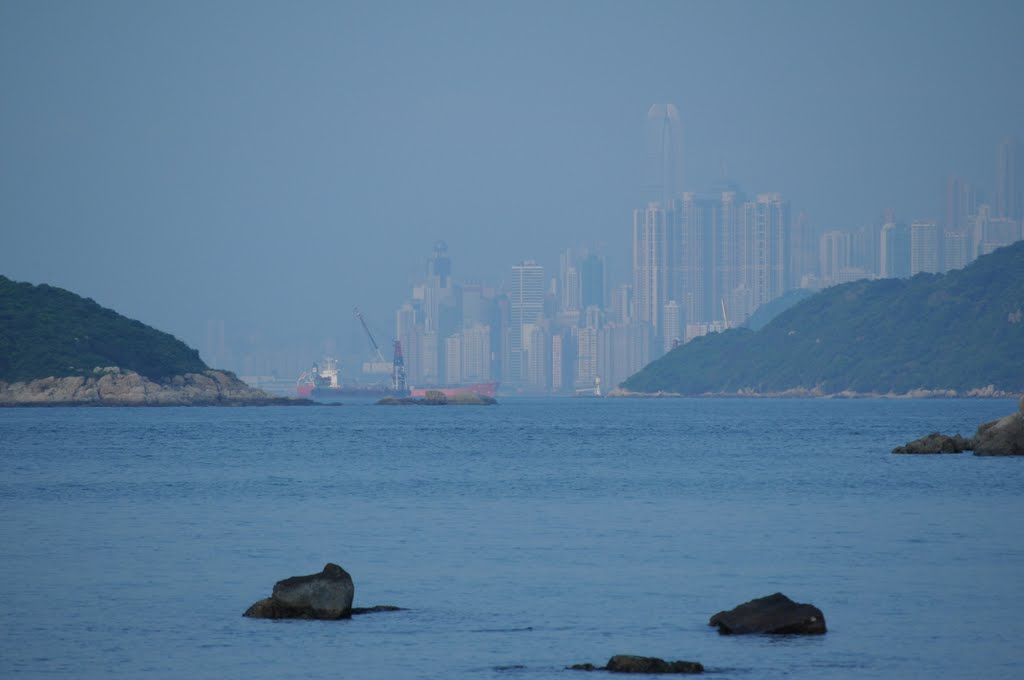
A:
[892,432,972,454]
[709,593,826,635]
[893,398,1024,456]
[973,404,1024,455]
[0,367,309,406]
[244,563,355,620]
[377,392,497,406]
[570,655,703,674]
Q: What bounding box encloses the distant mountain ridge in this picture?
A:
[621,241,1024,396]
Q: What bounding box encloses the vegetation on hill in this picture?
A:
[622,241,1024,395]
[0,276,208,382]
[743,287,815,331]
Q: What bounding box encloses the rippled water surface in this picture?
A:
[1,398,1022,679]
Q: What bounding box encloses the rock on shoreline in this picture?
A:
[608,386,1019,399]
[893,397,1024,456]
[892,432,973,454]
[0,367,310,406]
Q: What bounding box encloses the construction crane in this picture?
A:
[392,340,407,393]
[353,307,387,364]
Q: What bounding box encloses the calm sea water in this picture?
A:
[1,398,1022,679]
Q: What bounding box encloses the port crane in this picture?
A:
[353,307,407,393]
[353,307,387,364]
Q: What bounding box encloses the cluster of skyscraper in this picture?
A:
[394,242,617,393]
[392,109,1023,394]
[819,139,1022,285]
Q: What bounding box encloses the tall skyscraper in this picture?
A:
[632,203,669,333]
[910,221,941,275]
[720,189,755,327]
[744,193,791,310]
[944,176,976,231]
[575,326,598,388]
[460,324,491,384]
[444,334,461,385]
[880,222,911,278]
[678,192,718,326]
[819,230,851,284]
[559,249,580,311]
[427,240,452,287]
[995,137,1021,221]
[510,261,545,383]
[944,230,970,272]
[645,104,684,207]
[551,333,564,393]
[580,253,605,310]
[524,323,549,391]
[662,301,681,354]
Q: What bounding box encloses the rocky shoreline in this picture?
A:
[0,367,312,407]
[607,385,1020,399]
[893,396,1024,455]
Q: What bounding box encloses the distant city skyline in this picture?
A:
[206,122,1023,385]
[3,2,1022,384]
[373,111,1023,395]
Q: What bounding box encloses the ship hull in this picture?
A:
[309,386,410,401]
[409,382,498,398]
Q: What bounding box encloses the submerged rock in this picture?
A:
[892,432,972,454]
[244,563,355,620]
[709,592,826,635]
[569,655,703,674]
[351,605,405,615]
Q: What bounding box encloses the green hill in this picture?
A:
[0,276,208,382]
[622,241,1024,395]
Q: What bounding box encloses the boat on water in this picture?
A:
[409,382,499,398]
[296,334,497,401]
[296,357,409,400]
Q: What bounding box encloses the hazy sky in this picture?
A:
[2,1,1022,364]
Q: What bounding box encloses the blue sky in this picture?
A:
[2,0,1022,365]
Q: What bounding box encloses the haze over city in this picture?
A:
[2,1,1022,383]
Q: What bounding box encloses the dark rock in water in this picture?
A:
[605,656,704,674]
[973,412,1024,456]
[709,592,826,635]
[892,432,972,454]
[244,563,354,620]
[895,399,1024,456]
[351,605,405,615]
[569,656,703,674]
